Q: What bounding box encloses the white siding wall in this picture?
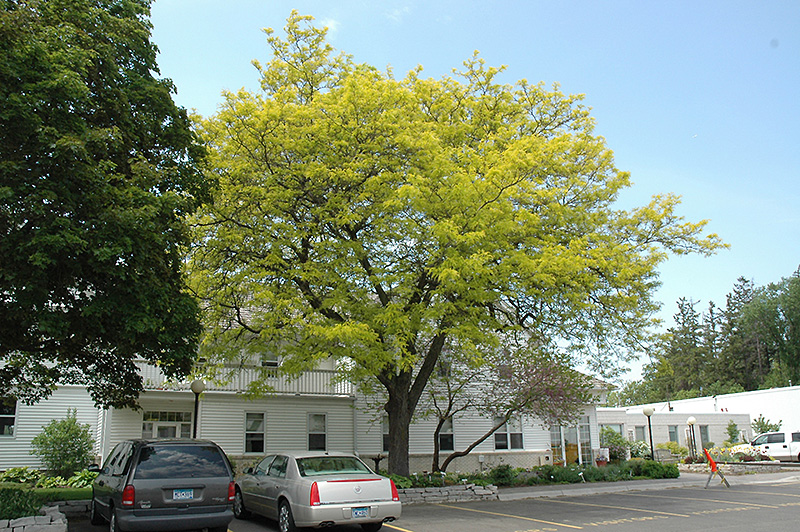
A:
[195,392,355,457]
[0,386,99,471]
[353,394,598,473]
[98,391,356,468]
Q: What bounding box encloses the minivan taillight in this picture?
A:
[390,479,400,502]
[310,482,320,506]
[228,481,235,502]
[122,485,135,506]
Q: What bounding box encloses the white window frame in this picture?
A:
[668,425,679,443]
[439,417,454,452]
[382,415,390,453]
[141,411,192,439]
[308,413,327,451]
[0,396,16,437]
[494,417,523,450]
[245,412,266,454]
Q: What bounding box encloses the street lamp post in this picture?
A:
[687,416,697,459]
[643,407,655,461]
[191,379,206,439]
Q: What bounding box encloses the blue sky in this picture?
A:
[150,1,799,379]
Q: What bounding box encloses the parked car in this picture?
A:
[233,451,401,532]
[751,431,800,462]
[88,439,235,532]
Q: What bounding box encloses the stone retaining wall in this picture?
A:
[398,483,498,505]
[0,506,67,532]
[678,462,783,474]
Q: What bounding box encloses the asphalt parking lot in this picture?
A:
[69,471,800,532]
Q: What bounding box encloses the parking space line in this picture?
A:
[435,503,583,529]
[626,492,780,509]
[541,499,690,517]
[745,490,800,498]
[385,523,417,532]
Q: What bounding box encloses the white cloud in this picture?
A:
[386,5,411,24]
[320,18,340,36]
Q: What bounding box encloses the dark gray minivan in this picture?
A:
[89,439,234,532]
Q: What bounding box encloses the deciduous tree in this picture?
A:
[0,0,208,407]
[190,13,724,475]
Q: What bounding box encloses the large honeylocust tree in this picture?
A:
[190,13,724,475]
[0,0,208,407]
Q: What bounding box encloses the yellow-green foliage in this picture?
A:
[188,11,726,475]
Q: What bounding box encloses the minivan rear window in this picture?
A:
[134,445,229,479]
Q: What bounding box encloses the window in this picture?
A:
[634,426,646,441]
[550,426,563,463]
[793,433,800,443]
[382,416,390,453]
[142,411,192,439]
[261,353,279,368]
[308,414,327,451]
[699,425,710,447]
[494,418,523,450]
[255,455,275,475]
[668,425,679,443]
[245,413,265,453]
[439,417,454,451]
[0,397,16,436]
[767,433,785,443]
[268,455,288,478]
[601,424,624,434]
[102,442,132,476]
[133,444,229,480]
[579,416,592,465]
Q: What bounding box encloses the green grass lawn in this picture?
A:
[0,483,91,502]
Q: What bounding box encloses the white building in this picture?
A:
[597,407,751,452]
[0,360,611,474]
[630,385,800,435]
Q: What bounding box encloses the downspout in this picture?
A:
[352,395,359,455]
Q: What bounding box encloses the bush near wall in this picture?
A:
[0,487,42,520]
[385,460,680,489]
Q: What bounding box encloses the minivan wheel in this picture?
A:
[278,501,297,532]
[89,499,104,525]
[233,488,250,519]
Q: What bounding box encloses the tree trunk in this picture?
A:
[385,384,414,476]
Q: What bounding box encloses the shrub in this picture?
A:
[36,476,67,489]
[489,464,517,486]
[600,427,629,461]
[0,466,41,485]
[67,469,99,488]
[656,441,688,457]
[30,409,93,479]
[384,473,412,489]
[0,487,41,519]
[629,440,650,459]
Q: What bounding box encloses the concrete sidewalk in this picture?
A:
[498,470,800,501]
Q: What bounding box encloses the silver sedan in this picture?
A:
[233,451,401,532]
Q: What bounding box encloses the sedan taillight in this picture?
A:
[390,479,400,502]
[228,481,236,502]
[121,485,135,506]
[310,482,320,506]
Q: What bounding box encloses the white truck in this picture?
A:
[751,431,800,462]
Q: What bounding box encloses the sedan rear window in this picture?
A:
[134,445,229,479]
[297,456,372,477]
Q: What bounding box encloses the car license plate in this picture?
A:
[352,507,369,519]
[173,489,194,501]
